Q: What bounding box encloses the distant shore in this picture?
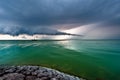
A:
[0,65,85,80]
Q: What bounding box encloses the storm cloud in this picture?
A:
[0,0,120,38]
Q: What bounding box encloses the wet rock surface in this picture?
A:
[0,66,85,80]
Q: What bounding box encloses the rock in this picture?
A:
[51,78,57,80]
[5,68,16,73]
[31,71,38,76]
[0,65,85,80]
[0,73,25,80]
[35,78,42,80]
[26,76,36,80]
[40,77,49,80]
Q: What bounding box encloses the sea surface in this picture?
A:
[0,40,120,80]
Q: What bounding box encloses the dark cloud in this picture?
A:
[0,0,120,36]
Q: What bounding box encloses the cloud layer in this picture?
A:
[0,0,120,38]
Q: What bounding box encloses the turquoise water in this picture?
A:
[0,40,120,80]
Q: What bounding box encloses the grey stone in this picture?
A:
[0,66,85,80]
[51,78,57,80]
[26,76,36,80]
[0,73,25,80]
[35,78,42,80]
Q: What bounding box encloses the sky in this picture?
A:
[0,0,120,39]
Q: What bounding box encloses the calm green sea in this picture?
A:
[0,40,120,80]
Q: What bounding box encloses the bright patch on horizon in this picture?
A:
[0,34,74,40]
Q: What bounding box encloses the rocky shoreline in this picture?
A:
[0,65,85,80]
